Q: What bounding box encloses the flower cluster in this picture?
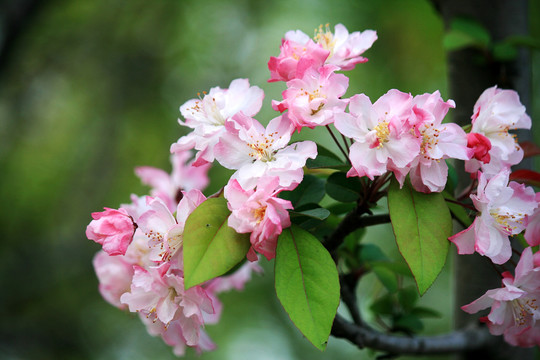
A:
[88,151,262,355]
[86,23,540,355]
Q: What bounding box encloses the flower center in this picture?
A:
[188,92,226,126]
[511,298,538,326]
[370,121,390,149]
[314,23,336,56]
[248,133,279,162]
[420,123,442,161]
[253,206,267,223]
[489,209,524,235]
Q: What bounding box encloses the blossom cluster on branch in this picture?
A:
[86,23,540,356]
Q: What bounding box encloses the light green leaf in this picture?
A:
[183,197,250,289]
[275,225,340,351]
[387,178,451,295]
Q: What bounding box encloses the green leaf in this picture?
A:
[372,265,398,293]
[387,178,451,295]
[326,202,356,215]
[493,41,518,61]
[411,306,442,319]
[394,314,424,333]
[397,286,419,313]
[443,17,490,51]
[275,225,340,351]
[306,144,348,170]
[280,175,325,208]
[183,197,250,289]
[290,207,331,221]
[358,243,389,263]
[326,171,362,203]
[370,293,395,316]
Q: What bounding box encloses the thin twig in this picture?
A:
[325,125,350,162]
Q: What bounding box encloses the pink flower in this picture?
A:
[93,250,134,309]
[268,31,329,82]
[461,247,540,347]
[313,23,377,71]
[524,193,540,247]
[407,91,471,193]
[467,132,492,163]
[449,171,537,264]
[137,190,206,265]
[86,207,136,256]
[334,90,420,181]
[465,86,531,176]
[141,315,217,356]
[121,262,215,345]
[206,261,263,293]
[214,113,317,190]
[272,64,348,131]
[170,79,264,165]
[135,150,210,213]
[224,177,293,261]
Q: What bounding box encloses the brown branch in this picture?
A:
[331,314,496,355]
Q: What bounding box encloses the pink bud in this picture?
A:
[86,207,136,256]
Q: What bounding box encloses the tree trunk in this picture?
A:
[432,1,534,359]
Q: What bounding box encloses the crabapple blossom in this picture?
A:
[224,177,293,261]
[214,112,317,190]
[93,250,134,309]
[86,207,136,256]
[268,32,329,83]
[449,170,537,264]
[120,262,216,345]
[137,189,206,265]
[141,315,217,356]
[465,86,531,176]
[334,89,420,181]
[407,91,471,193]
[272,64,349,131]
[467,132,492,163]
[171,79,264,165]
[524,193,540,247]
[313,23,377,70]
[461,247,540,347]
[135,150,210,213]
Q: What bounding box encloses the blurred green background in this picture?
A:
[0,0,538,359]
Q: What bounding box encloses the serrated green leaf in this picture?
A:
[306,144,348,170]
[387,178,451,295]
[183,197,250,289]
[280,175,325,208]
[326,172,362,203]
[275,225,340,351]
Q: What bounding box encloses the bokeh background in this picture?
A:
[1,0,539,359]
